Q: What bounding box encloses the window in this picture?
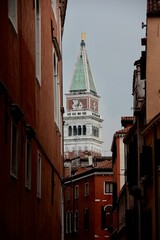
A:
[74,210,79,232]
[10,104,24,178]
[140,145,153,179]
[68,126,72,136]
[65,212,67,233]
[84,182,89,196]
[74,185,79,199]
[84,208,89,231]
[67,211,70,233]
[101,205,113,229]
[73,126,77,136]
[70,211,73,233]
[25,136,32,189]
[10,119,18,177]
[78,125,81,135]
[37,151,41,198]
[65,211,69,233]
[92,126,99,137]
[8,0,17,32]
[104,182,113,194]
[53,51,61,133]
[83,125,86,135]
[101,206,105,229]
[35,0,41,84]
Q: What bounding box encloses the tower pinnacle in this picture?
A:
[81,32,86,47]
[81,32,86,41]
[69,33,97,94]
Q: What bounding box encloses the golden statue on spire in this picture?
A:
[81,32,86,41]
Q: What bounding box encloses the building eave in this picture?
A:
[141,112,160,135]
[63,168,113,184]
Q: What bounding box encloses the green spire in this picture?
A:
[69,35,97,95]
[70,54,87,92]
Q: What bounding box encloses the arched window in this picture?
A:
[92,126,95,136]
[70,211,73,233]
[84,208,89,231]
[68,126,72,136]
[73,126,77,136]
[101,205,113,230]
[67,211,70,233]
[74,210,79,232]
[83,125,86,135]
[65,212,67,233]
[92,126,99,137]
[96,128,99,137]
[105,205,113,229]
[65,211,70,233]
[78,125,81,135]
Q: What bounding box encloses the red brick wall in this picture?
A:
[64,172,113,240]
[0,0,65,239]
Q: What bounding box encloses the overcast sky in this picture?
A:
[62,0,147,155]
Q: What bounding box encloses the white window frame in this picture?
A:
[37,151,41,198]
[35,0,41,85]
[53,50,60,128]
[8,0,18,32]
[53,49,62,157]
[74,185,79,199]
[85,182,89,196]
[25,136,32,189]
[74,210,79,232]
[10,118,18,178]
[104,182,113,195]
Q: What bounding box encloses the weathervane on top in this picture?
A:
[81,32,86,46]
[81,32,86,40]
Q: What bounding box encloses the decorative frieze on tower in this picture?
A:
[64,33,103,159]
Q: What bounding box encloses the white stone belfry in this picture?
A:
[64,34,103,159]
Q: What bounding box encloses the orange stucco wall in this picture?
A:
[146,17,160,123]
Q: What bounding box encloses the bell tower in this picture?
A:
[64,34,103,159]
